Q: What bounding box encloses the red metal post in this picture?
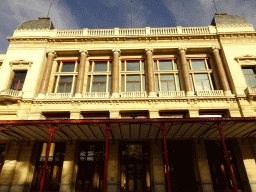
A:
[103,123,110,192]
[217,122,238,192]
[39,124,55,192]
[161,122,171,192]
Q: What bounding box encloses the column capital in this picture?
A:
[46,50,57,56]
[112,48,121,54]
[212,46,221,52]
[145,48,154,53]
[178,47,187,53]
[79,49,88,55]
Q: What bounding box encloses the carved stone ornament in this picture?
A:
[46,50,57,56]
[112,48,121,54]
[79,49,88,55]
[212,46,221,52]
[235,55,256,65]
[178,47,187,53]
[145,48,154,53]
[9,59,33,69]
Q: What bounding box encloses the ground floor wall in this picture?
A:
[0,138,255,192]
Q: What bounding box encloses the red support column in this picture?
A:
[217,122,238,192]
[161,122,171,192]
[103,123,110,192]
[39,124,55,192]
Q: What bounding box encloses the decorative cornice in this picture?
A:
[235,55,256,63]
[9,59,33,67]
[216,24,253,28]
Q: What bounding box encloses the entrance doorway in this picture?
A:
[205,140,243,192]
[120,142,150,192]
[75,142,105,192]
[166,140,197,192]
[31,142,66,192]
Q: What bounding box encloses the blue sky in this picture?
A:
[1,0,256,54]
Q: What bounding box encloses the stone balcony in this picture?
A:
[246,86,256,96]
[159,91,185,97]
[83,92,109,98]
[121,92,148,98]
[0,89,23,101]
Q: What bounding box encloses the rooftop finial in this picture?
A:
[47,3,52,17]
[212,0,218,13]
[131,1,133,28]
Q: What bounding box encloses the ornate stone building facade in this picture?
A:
[0,13,256,192]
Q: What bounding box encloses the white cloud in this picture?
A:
[0,0,81,54]
[163,0,256,27]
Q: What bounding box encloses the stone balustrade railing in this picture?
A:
[45,93,72,99]
[121,92,147,98]
[196,90,224,97]
[53,26,215,37]
[159,91,185,97]
[0,89,23,97]
[83,92,109,98]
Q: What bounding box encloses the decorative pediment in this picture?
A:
[9,59,33,70]
[234,55,256,65]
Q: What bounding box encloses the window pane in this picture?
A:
[245,76,253,87]
[122,76,125,92]
[92,84,98,92]
[251,76,256,87]
[65,84,72,93]
[168,82,175,91]
[191,60,206,70]
[99,84,106,92]
[203,81,211,91]
[127,75,140,81]
[161,82,168,91]
[187,60,190,70]
[62,63,75,72]
[59,76,73,83]
[155,75,159,92]
[58,84,64,93]
[154,61,157,70]
[76,63,79,72]
[242,68,254,75]
[142,75,145,91]
[93,76,106,82]
[109,76,111,93]
[89,62,92,72]
[196,81,203,91]
[11,81,19,90]
[134,83,140,92]
[159,61,172,70]
[127,83,133,92]
[18,81,24,91]
[122,62,125,71]
[94,62,107,71]
[161,74,173,81]
[194,74,208,80]
[87,76,91,92]
[127,61,139,71]
[141,61,145,71]
[14,72,27,79]
[176,75,180,91]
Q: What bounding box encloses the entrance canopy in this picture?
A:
[0,117,255,142]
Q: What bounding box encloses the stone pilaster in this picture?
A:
[237,138,256,192]
[111,49,121,98]
[150,139,166,192]
[0,141,21,192]
[212,47,232,96]
[75,49,88,98]
[59,140,77,192]
[145,48,157,97]
[107,142,120,192]
[38,50,56,98]
[9,140,35,192]
[178,47,194,96]
[194,140,214,192]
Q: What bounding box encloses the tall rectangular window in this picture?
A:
[121,59,145,93]
[11,71,27,91]
[154,59,180,93]
[188,58,215,91]
[87,60,112,93]
[53,61,79,94]
[242,67,256,87]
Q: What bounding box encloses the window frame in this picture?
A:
[187,58,214,92]
[53,60,79,94]
[10,70,27,91]
[242,67,256,88]
[87,60,112,93]
[121,59,145,93]
[154,58,180,93]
